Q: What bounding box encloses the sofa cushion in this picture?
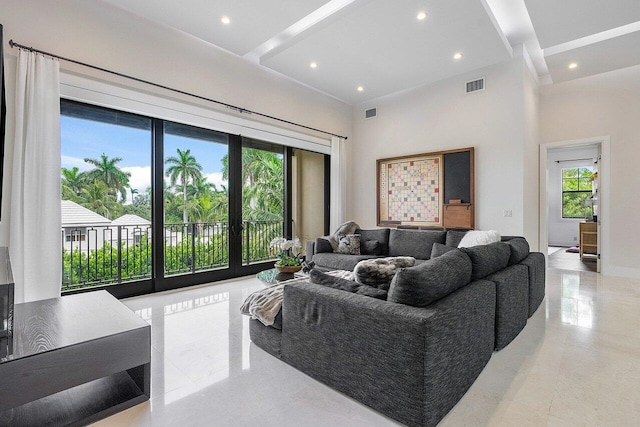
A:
[336,234,361,255]
[457,230,501,248]
[387,249,472,307]
[357,228,390,255]
[388,229,446,259]
[315,237,333,254]
[461,242,511,280]
[445,230,468,247]
[361,240,381,256]
[353,257,415,290]
[309,269,388,300]
[505,237,530,265]
[431,242,456,258]
[311,253,381,271]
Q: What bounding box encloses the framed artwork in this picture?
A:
[377,153,444,227]
[376,147,475,228]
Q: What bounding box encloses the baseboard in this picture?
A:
[548,242,575,247]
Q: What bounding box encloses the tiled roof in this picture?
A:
[111,214,151,226]
[61,200,112,227]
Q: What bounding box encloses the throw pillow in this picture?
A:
[505,237,530,265]
[457,230,501,248]
[387,250,472,307]
[360,239,381,255]
[315,237,334,254]
[431,242,456,258]
[461,241,511,280]
[336,234,361,255]
[357,228,390,254]
[309,269,387,300]
[353,257,416,290]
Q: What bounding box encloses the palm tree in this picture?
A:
[187,176,214,199]
[61,167,86,200]
[220,149,284,220]
[165,149,203,224]
[84,154,131,202]
[79,181,120,219]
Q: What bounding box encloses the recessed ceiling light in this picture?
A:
[310,62,318,69]
[453,52,463,60]
[568,62,578,69]
[417,11,427,20]
[221,16,231,25]
[357,86,364,92]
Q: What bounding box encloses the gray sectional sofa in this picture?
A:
[250,228,545,427]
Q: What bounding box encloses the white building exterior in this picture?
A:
[61,200,112,253]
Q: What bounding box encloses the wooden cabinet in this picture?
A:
[443,203,474,229]
[579,221,598,261]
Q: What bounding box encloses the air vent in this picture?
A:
[365,108,377,119]
[465,77,485,94]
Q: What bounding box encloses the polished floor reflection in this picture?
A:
[92,269,640,426]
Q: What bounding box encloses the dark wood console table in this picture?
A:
[0,290,150,426]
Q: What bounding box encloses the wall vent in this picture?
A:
[365,108,377,119]
[465,77,485,94]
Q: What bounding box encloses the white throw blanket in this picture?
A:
[240,271,355,326]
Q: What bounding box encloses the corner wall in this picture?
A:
[350,57,538,245]
[540,64,640,278]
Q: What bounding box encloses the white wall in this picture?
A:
[522,64,540,250]
[0,0,352,245]
[350,57,539,245]
[540,64,640,278]
[546,146,599,247]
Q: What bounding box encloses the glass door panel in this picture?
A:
[60,100,152,292]
[240,139,285,266]
[163,122,230,276]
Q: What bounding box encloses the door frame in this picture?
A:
[539,136,610,274]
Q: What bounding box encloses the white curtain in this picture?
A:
[330,136,347,232]
[10,50,61,303]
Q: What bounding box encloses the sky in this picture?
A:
[61,116,229,203]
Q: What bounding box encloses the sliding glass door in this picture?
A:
[240,139,285,267]
[61,100,314,297]
[60,100,153,296]
[162,122,230,277]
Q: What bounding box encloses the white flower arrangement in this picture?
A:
[270,237,303,266]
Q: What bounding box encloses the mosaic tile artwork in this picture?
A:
[379,156,442,225]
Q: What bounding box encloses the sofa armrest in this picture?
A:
[305,240,315,261]
[281,280,495,427]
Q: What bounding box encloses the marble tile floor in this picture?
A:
[548,248,597,273]
[92,268,640,427]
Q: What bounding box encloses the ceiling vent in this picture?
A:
[365,108,377,119]
[465,77,485,94]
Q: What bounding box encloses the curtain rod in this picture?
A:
[8,40,348,140]
[555,158,594,164]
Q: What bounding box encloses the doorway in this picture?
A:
[540,137,610,274]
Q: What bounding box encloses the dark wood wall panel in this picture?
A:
[443,151,471,204]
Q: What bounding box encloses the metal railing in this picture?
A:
[62,224,153,291]
[62,220,283,291]
[242,220,284,265]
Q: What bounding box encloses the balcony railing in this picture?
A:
[62,220,283,291]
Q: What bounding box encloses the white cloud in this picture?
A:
[61,155,91,171]
[205,172,228,190]
[122,166,152,203]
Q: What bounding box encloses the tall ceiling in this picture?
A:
[102,0,640,103]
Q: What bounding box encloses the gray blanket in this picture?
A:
[240,271,355,326]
